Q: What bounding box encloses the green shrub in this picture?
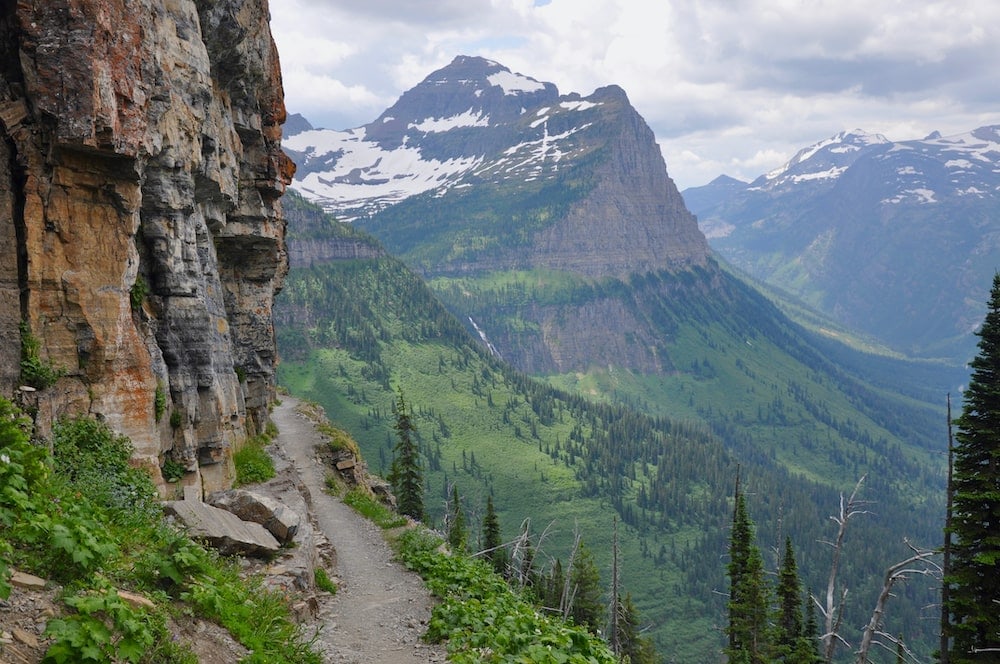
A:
[154,384,167,422]
[318,422,360,456]
[44,583,157,663]
[342,488,407,529]
[161,457,186,483]
[169,410,182,429]
[0,397,320,662]
[19,320,64,389]
[181,561,321,664]
[130,275,149,312]
[52,416,158,523]
[233,436,275,487]
[396,529,617,664]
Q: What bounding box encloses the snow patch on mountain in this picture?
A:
[286,127,482,219]
[560,100,601,112]
[409,109,490,132]
[487,70,546,95]
[791,166,848,182]
[882,188,938,205]
[762,129,889,185]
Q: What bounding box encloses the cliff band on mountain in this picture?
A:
[0,0,294,495]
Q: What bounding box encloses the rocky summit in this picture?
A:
[684,126,1000,361]
[285,55,709,279]
[0,0,293,495]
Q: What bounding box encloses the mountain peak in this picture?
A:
[359,56,558,150]
[756,128,889,189]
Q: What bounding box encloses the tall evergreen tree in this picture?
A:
[388,388,424,521]
[727,486,772,664]
[775,537,804,657]
[447,485,467,553]
[480,495,505,575]
[947,272,1000,662]
[569,541,604,634]
[613,591,658,664]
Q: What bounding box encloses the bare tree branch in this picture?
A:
[821,475,867,663]
[855,541,941,664]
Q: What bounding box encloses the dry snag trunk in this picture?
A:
[855,542,940,663]
[819,476,870,663]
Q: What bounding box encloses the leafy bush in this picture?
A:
[154,384,167,422]
[161,457,186,483]
[180,560,321,664]
[52,416,159,524]
[233,435,276,487]
[342,488,407,529]
[396,529,616,663]
[0,396,320,661]
[44,583,157,663]
[19,320,64,389]
[130,275,150,312]
[318,422,360,456]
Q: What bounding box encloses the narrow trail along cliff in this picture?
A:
[271,397,446,664]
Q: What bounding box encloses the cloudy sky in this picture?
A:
[268,0,999,189]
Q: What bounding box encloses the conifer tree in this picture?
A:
[613,592,658,664]
[569,541,604,633]
[775,537,804,659]
[388,388,424,521]
[947,272,1000,662]
[727,486,771,663]
[803,600,822,663]
[480,494,505,575]
[447,485,467,553]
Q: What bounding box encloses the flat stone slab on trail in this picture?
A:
[163,500,281,557]
[271,397,447,664]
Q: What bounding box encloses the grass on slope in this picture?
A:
[0,398,320,664]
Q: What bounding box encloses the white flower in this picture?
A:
[0,453,9,464]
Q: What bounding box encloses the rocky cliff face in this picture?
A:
[0,0,293,495]
[524,85,707,279]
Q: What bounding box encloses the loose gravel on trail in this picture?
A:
[271,397,447,664]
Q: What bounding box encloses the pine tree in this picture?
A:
[803,599,821,663]
[480,495,505,575]
[569,541,604,633]
[775,537,805,660]
[447,485,467,553]
[947,273,1000,662]
[727,486,771,664]
[388,388,424,521]
[613,592,658,664]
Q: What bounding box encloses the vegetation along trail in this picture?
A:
[271,397,446,663]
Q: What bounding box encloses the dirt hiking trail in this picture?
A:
[271,397,447,663]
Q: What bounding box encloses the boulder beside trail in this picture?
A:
[163,500,280,557]
[207,488,301,544]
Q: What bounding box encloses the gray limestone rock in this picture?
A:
[206,488,300,544]
[163,500,280,557]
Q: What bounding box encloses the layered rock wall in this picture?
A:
[528,86,710,279]
[0,0,292,494]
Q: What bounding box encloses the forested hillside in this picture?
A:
[275,193,951,660]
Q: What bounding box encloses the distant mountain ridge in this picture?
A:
[683,126,1000,361]
[285,55,709,279]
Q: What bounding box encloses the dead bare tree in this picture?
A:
[509,517,556,590]
[855,540,941,664]
[558,524,583,619]
[818,475,871,663]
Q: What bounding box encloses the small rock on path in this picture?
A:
[271,397,447,663]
